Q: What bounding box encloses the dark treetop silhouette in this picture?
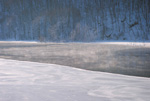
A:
[0,0,150,42]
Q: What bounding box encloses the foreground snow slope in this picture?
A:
[0,59,150,101]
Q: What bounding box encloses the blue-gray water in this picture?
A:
[0,42,150,77]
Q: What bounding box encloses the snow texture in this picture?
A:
[0,58,150,101]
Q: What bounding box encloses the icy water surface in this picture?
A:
[0,42,150,77]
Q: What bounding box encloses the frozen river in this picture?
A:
[0,41,150,77]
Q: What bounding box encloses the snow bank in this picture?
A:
[101,42,150,47]
[0,58,150,101]
[0,41,38,43]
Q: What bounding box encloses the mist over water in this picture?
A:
[0,42,150,77]
[0,0,150,77]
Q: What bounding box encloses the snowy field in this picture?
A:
[0,41,150,77]
[0,58,150,101]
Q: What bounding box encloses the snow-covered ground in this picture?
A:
[0,58,150,101]
[0,41,150,47]
[0,41,38,43]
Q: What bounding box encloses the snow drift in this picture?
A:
[0,58,150,101]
